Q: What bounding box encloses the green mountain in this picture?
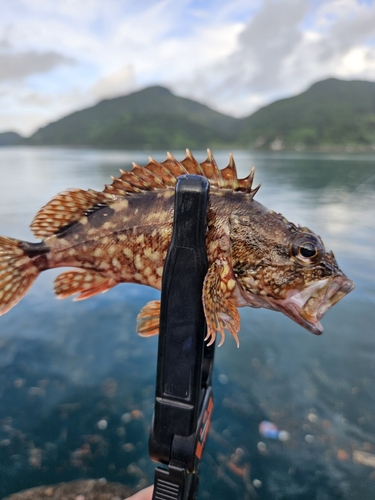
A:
[0,131,23,146]
[25,86,239,149]
[3,78,375,150]
[239,78,375,150]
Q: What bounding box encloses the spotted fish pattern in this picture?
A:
[0,150,354,346]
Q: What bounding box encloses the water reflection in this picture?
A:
[0,147,374,499]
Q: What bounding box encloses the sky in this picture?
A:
[1,0,375,136]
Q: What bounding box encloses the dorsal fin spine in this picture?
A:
[182,150,205,175]
[162,152,188,177]
[130,164,164,189]
[199,149,222,184]
[220,154,239,190]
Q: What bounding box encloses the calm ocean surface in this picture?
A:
[0,147,374,499]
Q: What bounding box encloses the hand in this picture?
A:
[127,485,154,500]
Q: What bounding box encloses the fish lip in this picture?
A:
[304,320,324,336]
[267,275,355,335]
[239,274,354,335]
[299,276,355,334]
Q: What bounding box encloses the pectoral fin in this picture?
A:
[137,262,241,346]
[202,261,240,347]
[54,270,116,300]
[137,300,160,336]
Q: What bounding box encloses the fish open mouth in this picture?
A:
[277,275,355,335]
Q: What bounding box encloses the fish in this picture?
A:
[0,150,354,346]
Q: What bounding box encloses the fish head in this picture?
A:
[229,207,354,335]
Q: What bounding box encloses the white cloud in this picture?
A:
[1,0,375,134]
[89,65,136,100]
[174,0,375,117]
[339,47,374,75]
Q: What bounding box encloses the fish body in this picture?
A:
[0,150,354,346]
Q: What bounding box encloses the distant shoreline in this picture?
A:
[2,143,375,154]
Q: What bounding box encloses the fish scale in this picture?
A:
[0,149,354,346]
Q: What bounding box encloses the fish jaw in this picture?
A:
[273,275,355,335]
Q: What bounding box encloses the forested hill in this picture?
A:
[2,79,375,151]
[0,131,23,146]
[24,86,239,150]
[238,78,375,150]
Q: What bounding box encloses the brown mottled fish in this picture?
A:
[0,150,354,346]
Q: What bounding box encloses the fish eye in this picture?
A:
[290,233,325,266]
[299,242,317,258]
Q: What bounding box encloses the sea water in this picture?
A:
[0,147,374,499]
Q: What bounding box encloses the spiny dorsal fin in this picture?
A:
[130,163,165,189]
[104,150,260,196]
[31,151,260,240]
[31,188,115,239]
[145,156,178,187]
[103,156,177,196]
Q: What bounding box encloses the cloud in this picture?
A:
[229,0,309,91]
[89,65,136,100]
[0,0,247,134]
[2,0,375,133]
[0,50,75,81]
[170,0,310,115]
[172,0,375,117]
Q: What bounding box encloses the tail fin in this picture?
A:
[0,236,39,315]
